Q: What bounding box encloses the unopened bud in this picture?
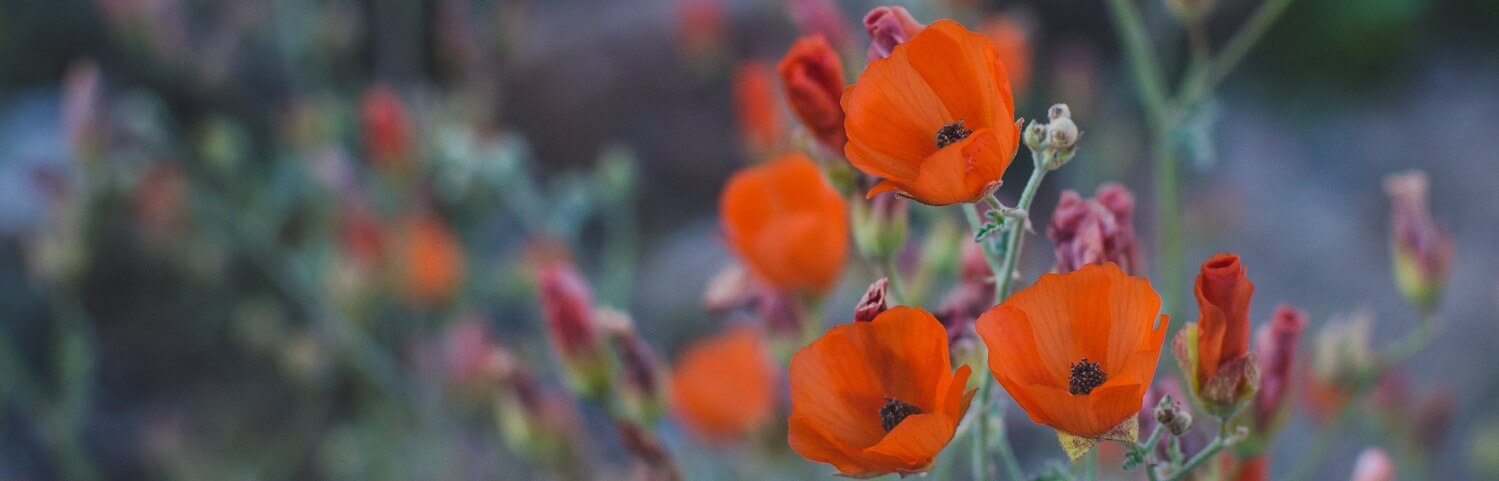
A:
[1046,116,1079,151]
[1048,103,1071,121]
[862,6,924,63]
[1384,170,1452,314]
[603,311,666,425]
[537,264,612,398]
[1023,120,1046,150]
[1154,398,1193,435]
[854,278,890,322]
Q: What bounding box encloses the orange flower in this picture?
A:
[732,61,785,153]
[778,35,846,150]
[719,153,848,296]
[981,15,1032,95]
[398,213,465,307]
[842,19,1021,205]
[975,263,1167,458]
[788,307,975,477]
[669,326,776,443]
[360,84,415,169]
[1175,253,1259,415]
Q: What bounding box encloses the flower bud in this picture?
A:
[1306,310,1375,422]
[599,308,666,425]
[1175,253,1260,418]
[1049,103,1071,121]
[1351,448,1395,481]
[1022,119,1046,150]
[359,84,415,170]
[862,6,924,63]
[1384,170,1452,314]
[778,35,847,151]
[1046,116,1079,150]
[854,278,890,323]
[731,62,785,154]
[851,190,908,261]
[1250,304,1305,436]
[1046,183,1142,275]
[537,264,612,398]
[1154,399,1193,435]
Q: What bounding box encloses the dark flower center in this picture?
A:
[879,397,922,432]
[1068,358,1106,395]
[936,120,973,148]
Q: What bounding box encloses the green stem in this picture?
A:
[880,257,910,306]
[1177,0,1296,109]
[1102,0,1171,125]
[994,162,1049,301]
[1082,449,1098,481]
[1379,314,1438,368]
[962,203,1006,279]
[993,406,1026,481]
[1163,431,1229,481]
[971,382,991,481]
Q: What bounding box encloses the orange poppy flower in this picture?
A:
[975,263,1166,459]
[719,153,848,296]
[732,61,785,153]
[669,326,776,443]
[398,213,465,307]
[842,19,1021,205]
[788,306,975,477]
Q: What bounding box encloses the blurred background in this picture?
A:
[1,0,1497,480]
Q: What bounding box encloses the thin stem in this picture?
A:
[1178,0,1296,109]
[993,406,1026,481]
[1082,449,1098,481]
[1163,433,1228,481]
[1153,136,1186,323]
[880,257,910,306]
[994,162,1048,301]
[971,382,991,481]
[1102,0,1171,125]
[962,203,1005,273]
[1379,314,1438,368]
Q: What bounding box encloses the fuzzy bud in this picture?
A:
[537,264,612,398]
[1023,119,1047,151]
[1154,396,1193,435]
[1049,103,1071,121]
[1251,304,1306,436]
[854,278,890,323]
[1384,170,1452,314]
[1046,116,1079,150]
[862,6,924,63]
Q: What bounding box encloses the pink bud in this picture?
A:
[1252,304,1306,430]
[854,278,890,323]
[862,6,925,63]
[1351,448,1395,481]
[1046,183,1142,275]
[1384,170,1453,312]
[538,265,599,359]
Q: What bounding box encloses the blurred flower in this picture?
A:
[337,197,385,266]
[440,315,508,394]
[1047,183,1142,275]
[360,84,416,170]
[132,160,189,246]
[1246,304,1306,445]
[1384,170,1452,314]
[786,0,850,50]
[1227,455,1269,481]
[1306,310,1376,422]
[670,326,775,443]
[495,364,589,471]
[981,14,1033,95]
[537,263,611,398]
[843,20,1020,205]
[1350,448,1395,481]
[854,278,890,323]
[976,263,1166,459]
[777,35,847,151]
[598,308,666,425]
[703,262,757,314]
[1175,253,1260,417]
[676,0,725,61]
[396,213,465,308]
[719,153,848,296]
[861,6,924,63]
[850,186,908,261]
[789,307,975,477]
[731,62,786,154]
[61,59,106,163]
